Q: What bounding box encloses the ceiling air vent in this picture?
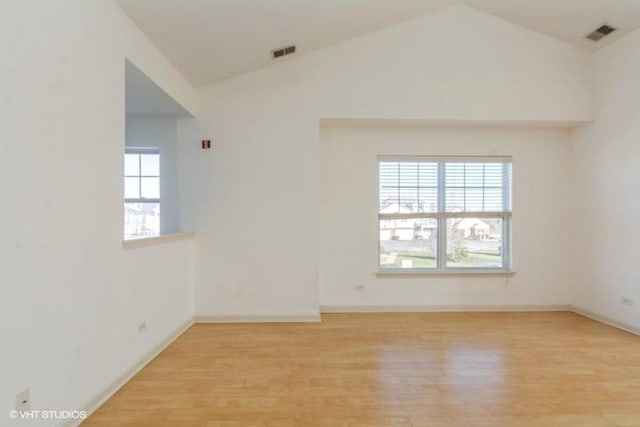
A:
[586,24,616,42]
[271,45,296,59]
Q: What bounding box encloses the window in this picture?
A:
[378,156,512,272]
[124,148,160,239]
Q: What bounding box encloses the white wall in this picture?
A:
[570,28,640,331]
[126,116,180,234]
[179,5,591,317]
[0,0,195,424]
[320,125,572,309]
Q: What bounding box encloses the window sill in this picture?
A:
[376,269,515,277]
[123,232,195,250]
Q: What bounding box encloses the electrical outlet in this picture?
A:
[16,388,30,412]
[621,297,634,306]
[354,284,364,291]
[138,321,147,333]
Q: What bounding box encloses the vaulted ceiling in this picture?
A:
[115,0,640,87]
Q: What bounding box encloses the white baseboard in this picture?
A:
[194,313,321,323]
[570,305,640,336]
[61,318,194,427]
[320,304,571,313]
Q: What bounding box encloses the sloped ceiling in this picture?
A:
[115,0,640,87]
[466,0,640,51]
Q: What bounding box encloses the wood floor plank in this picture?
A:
[84,312,640,426]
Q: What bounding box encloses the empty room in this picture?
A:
[2,0,640,426]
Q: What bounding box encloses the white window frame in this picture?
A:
[377,155,513,274]
[124,147,161,240]
[125,147,160,205]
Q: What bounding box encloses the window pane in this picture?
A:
[446,163,465,186]
[446,218,503,268]
[124,177,139,199]
[484,188,503,211]
[484,163,503,186]
[417,162,438,213]
[379,162,399,213]
[465,188,484,211]
[379,161,438,214]
[445,162,509,213]
[418,187,438,212]
[140,177,160,199]
[124,202,160,239]
[379,218,438,269]
[445,187,464,212]
[124,154,139,176]
[399,187,418,212]
[140,153,160,176]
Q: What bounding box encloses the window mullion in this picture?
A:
[502,217,510,269]
[504,163,512,269]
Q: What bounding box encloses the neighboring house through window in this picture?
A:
[378,156,512,272]
[124,148,160,239]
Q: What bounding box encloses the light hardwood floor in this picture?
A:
[85,312,640,426]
